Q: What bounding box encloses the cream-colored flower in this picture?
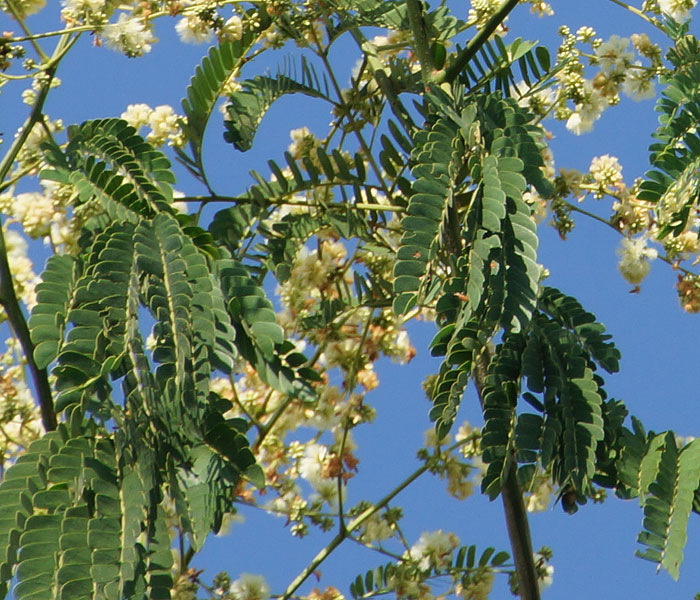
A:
[526,478,553,512]
[658,0,696,21]
[458,570,495,600]
[298,443,329,488]
[103,14,156,57]
[11,192,56,238]
[617,236,657,284]
[221,15,244,41]
[6,0,45,16]
[566,81,606,135]
[359,513,395,543]
[594,35,634,74]
[175,15,214,44]
[121,103,153,130]
[61,0,108,22]
[623,63,655,101]
[147,105,184,147]
[589,154,624,193]
[230,574,270,600]
[408,530,460,570]
[4,230,39,309]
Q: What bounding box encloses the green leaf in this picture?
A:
[224,60,331,151]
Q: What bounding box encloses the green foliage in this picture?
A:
[25,124,282,596]
[5,0,700,595]
[392,108,467,316]
[637,33,700,237]
[0,425,173,600]
[179,29,261,179]
[224,58,332,151]
[421,90,552,438]
[609,423,700,580]
[458,36,557,98]
[28,254,81,370]
[40,119,176,223]
[349,544,509,600]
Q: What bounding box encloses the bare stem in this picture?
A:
[606,0,660,26]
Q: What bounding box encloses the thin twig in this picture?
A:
[281,459,432,600]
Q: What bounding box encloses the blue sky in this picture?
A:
[3,1,700,599]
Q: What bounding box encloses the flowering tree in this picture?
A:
[1,0,700,599]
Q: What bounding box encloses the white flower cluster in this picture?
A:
[0,178,74,248]
[468,0,509,30]
[61,0,113,25]
[1,230,39,310]
[120,103,185,147]
[589,154,624,198]
[457,569,495,600]
[552,28,661,135]
[102,13,156,57]
[526,476,554,512]
[3,0,45,16]
[221,15,244,41]
[523,0,554,17]
[13,119,64,175]
[534,551,555,591]
[298,442,338,504]
[565,80,607,135]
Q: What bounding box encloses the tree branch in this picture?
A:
[0,242,57,431]
[472,349,540,600]
[0,51,65,433]
[440,0,520,85]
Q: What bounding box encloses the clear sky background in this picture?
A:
[3,2,700,599]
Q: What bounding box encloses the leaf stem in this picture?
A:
[405,0,435,86]
[180,194,405,212]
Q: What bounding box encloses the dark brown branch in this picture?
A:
[472,349,539,600]
[0,69,58,432]
[0,231,56,431]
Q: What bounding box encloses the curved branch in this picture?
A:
[0,60,61,433]
[0,243,56,431]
